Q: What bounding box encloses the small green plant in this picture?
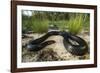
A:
[68,15,83,35]
[22,15,33,33]
[83,14,90,31]
[31,19,49,33]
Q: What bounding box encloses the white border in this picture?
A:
[17,5,94,68]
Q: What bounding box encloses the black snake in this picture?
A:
[26,31,88,56]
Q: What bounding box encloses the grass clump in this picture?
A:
[31,19,49,33]
[68,14,83,35]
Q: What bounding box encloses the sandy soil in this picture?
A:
[22,32,90,62]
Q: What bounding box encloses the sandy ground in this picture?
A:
[22,32,90,62]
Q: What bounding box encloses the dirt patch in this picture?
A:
[22,32,90,62]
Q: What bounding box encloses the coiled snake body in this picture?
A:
[26,31,88,56]
[61,31,88,56]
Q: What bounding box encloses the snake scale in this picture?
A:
[26,31,88,56]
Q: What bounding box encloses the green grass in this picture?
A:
[22,12,90,34]
[83,14,90,31]
[68,15,83,35]
[31,19,49,33]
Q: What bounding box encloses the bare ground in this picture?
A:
[22,31,90,62]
